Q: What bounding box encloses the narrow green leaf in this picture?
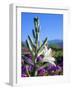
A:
[26,40,35,56]
[28,35,36,49]
[32,29,36,38]
[34,17,38,28]
[34,17,40,32]
[35,32,38,43]
[37,37,48,53]
[37,48,44,56]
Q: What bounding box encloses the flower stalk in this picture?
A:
[23,16,56,76]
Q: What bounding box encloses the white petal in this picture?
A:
[48,57,55,61]
[42,58,48,62]
[42,58,56,66]
[47,48,52,56]
[43,46,48,55]
[43,57,55,61]
[48,60,56,66]
[44,46,48,51]
[44,48,52,56]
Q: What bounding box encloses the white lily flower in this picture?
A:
[42,46,56,66]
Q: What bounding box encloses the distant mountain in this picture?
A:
[48,40,63,49]
[22,39,63,49]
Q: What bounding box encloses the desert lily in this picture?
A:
[42,46,56,66]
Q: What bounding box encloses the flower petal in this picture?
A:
[43,57,55,62]
[48,60,56,66]
[44,48,52,57]
[48,57,55,61]
[42,57,56,66]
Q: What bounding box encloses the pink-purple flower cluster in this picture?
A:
[21,55,63,77]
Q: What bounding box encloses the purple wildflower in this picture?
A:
[28,65,34,72]
[45,64,62,75]
[25,54,32,59]
[38,68,47,76]
[21,73,28,77]
[21,66,26,74]
[37,55,44,62]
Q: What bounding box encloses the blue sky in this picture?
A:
[21,12,63,42]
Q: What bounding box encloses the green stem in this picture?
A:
[26,66,30,77]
